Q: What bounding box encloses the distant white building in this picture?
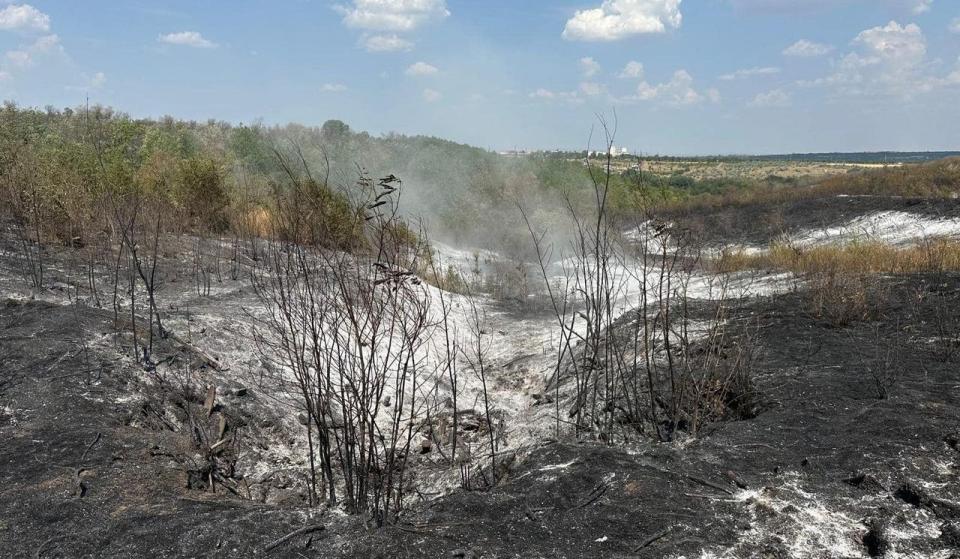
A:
[498,149,529,157]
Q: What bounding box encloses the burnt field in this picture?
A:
[662,192,960,248]
[1,226,958,558]
[3,4,960,554]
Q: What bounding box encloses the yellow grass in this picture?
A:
[716,239,960,275]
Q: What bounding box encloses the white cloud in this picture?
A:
[947,56,960,86]
[405,61,438,76]
[562,0,682,42]
[0,70,10,81]
[854,20,925,63]
[783,39,833,57]
[158,31,217,48]
[749,88,791,107]
[528,87,585,104]
[4,33,61,68]
[629,69,718,106]
[66,71,107,93]
[719,66,780,80]
[338,0,449,32]
[5,49,31,67]
[949,18,960,34]
[579,81,603,96]
[90,71,106,88]
[619,60,644,79]
[802,21,957,99]
[362,34,413,52]
[579,56,601,77]
[0,4,50,32]
[422,88,442,102]
[32,34,60,52]
[910,0,931,14]
[321,83,348,92]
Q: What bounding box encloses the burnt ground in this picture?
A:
[1,228,959,557]
[2,276,958,558]
[333,275,960,558]
[0,299,339,558]
[663,194,960,246]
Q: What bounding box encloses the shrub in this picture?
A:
[807,270,887,327]
[177,157,230,232]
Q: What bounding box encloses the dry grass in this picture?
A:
[716,239,960,275]
[816,157,960,198]
[715,239,960,326]
[607,158,868,182]
[654,157,960,215]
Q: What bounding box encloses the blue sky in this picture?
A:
[0,0,959,154]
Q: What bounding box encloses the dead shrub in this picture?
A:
[855,324,903,399]
[680,317,764,436]
[807,270,887,327]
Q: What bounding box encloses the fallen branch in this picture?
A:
[633,526,673,552]
[80,432,102,463]
[263,524,325,553]
[35,535,66,559]
[167,332,224,372]
[687,475,734,496]
[576,481,611,508]
[725,470,749,490]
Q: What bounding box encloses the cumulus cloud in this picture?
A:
[321,83,348,92]
[749,88,791,107]
[562,0,682,42]
[0,10,95,90]
[910,0,931,14]
[579,81,603,96]
[579,56,601,77]
[529,88,555,100]
[854,20,925,63]
[528,87,585,104]
[66,71,108,93]
[362,34,413,52]
[158,31,217,48]
[0,4,50,32]
[405,61,438,76]
[783,39,833,57]
[629,69,719,106]
[4,34,61,68]
[801,21,959,98]
[90,71,106,88]
[337,0,449,32]
[619,60,644,79]
[422,88,442,102]
[4,50,30,67]
[719,66,780,80]
[949,18,960,34]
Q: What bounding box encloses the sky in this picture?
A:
[0,0,959,154]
